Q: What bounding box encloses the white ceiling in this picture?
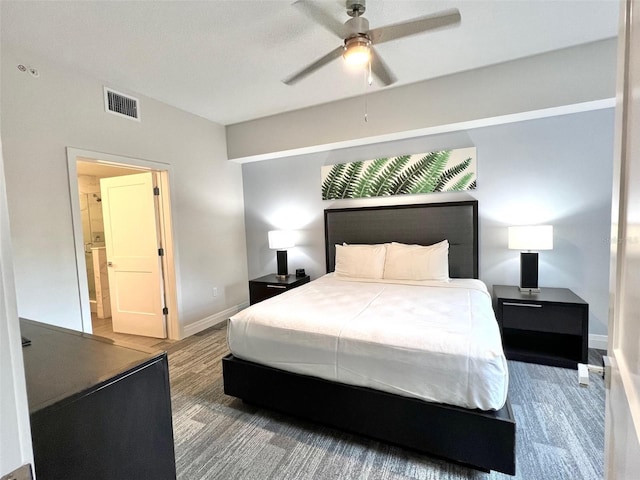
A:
[1,1,619,126]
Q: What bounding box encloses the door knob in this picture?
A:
[107,261,113,267]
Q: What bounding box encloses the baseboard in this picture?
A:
[181,302,249,339]
[589,334,608,351]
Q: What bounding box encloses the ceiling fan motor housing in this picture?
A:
[345,16,370,38]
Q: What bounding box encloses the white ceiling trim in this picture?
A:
[229,98,616,164]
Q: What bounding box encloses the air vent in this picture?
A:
[103,87,140,121]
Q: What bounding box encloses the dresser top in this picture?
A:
[20,319,164,413]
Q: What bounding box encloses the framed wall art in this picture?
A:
[321,147,476,200]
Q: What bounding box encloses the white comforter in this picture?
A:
[228,274,508,410]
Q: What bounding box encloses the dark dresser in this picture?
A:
[20,319,177,479]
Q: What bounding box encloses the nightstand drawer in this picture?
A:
[502,302,583,335]
[249,274,311,305]
[249,282,289,303]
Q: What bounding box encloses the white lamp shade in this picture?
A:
[268,230,295,250]
[508,225,553,251]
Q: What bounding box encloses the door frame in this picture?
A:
[605,0,640,475]
[66,147,180,340]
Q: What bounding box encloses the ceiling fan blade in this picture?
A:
[369,8,461,45]
[293,0,345,39]
[283,45,344,85]
[370,48,397,86]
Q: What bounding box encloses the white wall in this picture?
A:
[0,136,33,477]
[227,39,617,160]
[242,109,614,338]
[1,45,248,334]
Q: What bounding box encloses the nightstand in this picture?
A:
[493,285,588,369]
[249,274,311,305]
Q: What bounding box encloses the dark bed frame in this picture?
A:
[223,200,516,475]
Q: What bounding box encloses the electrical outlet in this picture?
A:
[213,287,218,297]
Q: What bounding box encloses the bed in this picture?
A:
[223,200,516,475]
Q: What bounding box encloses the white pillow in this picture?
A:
[383,240,450,281]
[335,244,387,279]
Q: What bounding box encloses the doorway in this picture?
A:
[67,148,180,341]
[77,161,141,315]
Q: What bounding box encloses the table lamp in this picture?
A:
[268,230,295,279]
[508,225,553,293]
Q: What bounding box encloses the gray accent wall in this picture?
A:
[242,108,614,336]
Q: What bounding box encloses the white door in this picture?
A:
[605,0,640,477]
[101,172,167,338]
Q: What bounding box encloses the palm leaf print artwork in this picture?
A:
[321,148,476,200]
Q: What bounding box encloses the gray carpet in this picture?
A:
[168,323,604,479]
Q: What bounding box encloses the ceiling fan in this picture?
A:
[283,0,461,86]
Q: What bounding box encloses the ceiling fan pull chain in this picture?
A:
[363,94,368,122]
[363,63,370,122]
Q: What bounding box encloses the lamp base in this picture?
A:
[519,252,539,291]
[276,250,288,277]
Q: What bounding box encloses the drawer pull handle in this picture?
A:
[503,302,542,308]
[266,285,287,289]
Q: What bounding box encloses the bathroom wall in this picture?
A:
[78,175,105,301]
[78,175,105,243]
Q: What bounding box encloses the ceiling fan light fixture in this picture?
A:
[284,1,460,87]
[343,37,371,65]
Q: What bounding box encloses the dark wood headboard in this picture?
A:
[324,200,478,279]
